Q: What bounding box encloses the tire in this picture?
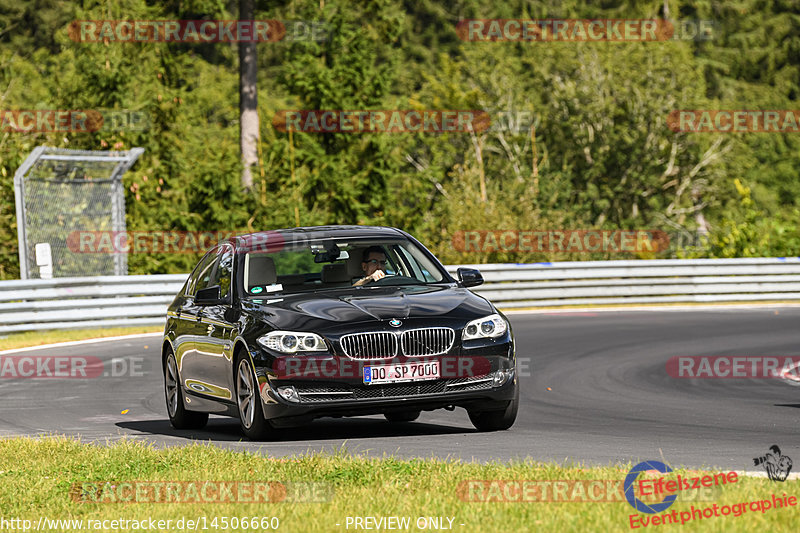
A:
[164,350,209,430]
[235,353,273,440]
[467,384,519,432]
[384,410,421,423]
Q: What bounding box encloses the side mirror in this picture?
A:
[195,285,223,305]
[457,267,484,288]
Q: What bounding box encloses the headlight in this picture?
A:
[462,314,507,340]
[257,331,328,353]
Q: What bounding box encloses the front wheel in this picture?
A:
[235,355,273,440]
[164,351,208,430]
[467,384,519,432]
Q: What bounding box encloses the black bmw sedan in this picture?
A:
[162,225,518,439]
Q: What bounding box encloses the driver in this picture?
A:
[353,246,388,286]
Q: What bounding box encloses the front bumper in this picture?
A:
[256,353,516,426]
[261,376,517,426]
[250,323,516,426]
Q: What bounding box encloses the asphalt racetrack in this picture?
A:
[2,307,799,470]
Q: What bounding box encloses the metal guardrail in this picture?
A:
[3,258,800,333]
[0,274,186,333]
[451,257,800,308]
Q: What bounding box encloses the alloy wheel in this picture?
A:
[237,359,256,429]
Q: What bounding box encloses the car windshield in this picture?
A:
[241,237,447,296]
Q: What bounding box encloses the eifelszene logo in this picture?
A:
[753,445,793,481]
[624,461,677,514]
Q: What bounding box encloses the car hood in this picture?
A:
[242,285,494,331]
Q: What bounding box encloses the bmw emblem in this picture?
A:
[389,319,402,327]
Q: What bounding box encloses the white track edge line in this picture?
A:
[502,303,800,314]
[0,332,163,355]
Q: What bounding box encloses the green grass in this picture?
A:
[0,437,798,532]
[0,327,161,351]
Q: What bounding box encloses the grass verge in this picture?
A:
[0,327,161,351]
[0,437,798,532]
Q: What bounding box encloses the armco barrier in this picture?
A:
[0,274,186,333]
[2,258,800,333]
[455,257,800,308]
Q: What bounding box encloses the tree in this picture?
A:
[239,0,259,189]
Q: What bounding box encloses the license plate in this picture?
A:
[363,361,440,385]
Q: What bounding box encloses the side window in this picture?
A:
[212,246,234,301]
[390,245,418,279]
[394,244,439,282]
[187,248,219,296]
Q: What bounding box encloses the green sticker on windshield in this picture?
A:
[250,286,263,294]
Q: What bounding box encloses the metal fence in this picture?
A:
[3,257,800,334]
[14,146,144,279]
